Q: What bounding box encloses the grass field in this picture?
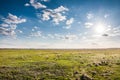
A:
[0,49,120,80]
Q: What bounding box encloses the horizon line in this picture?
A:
[0,48,120,50]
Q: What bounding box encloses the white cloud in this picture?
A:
[31,26,39,31]
[24,3,30,6]
[17,30,23,33]
[25,0,47,9]
[107,27,120,37]
[66,18,74,26]
[32,29,35,31]
[30,31,42,37]
[31,2,46,9]
[54,6,69,13]
[51,13,66,24]
[84,22,93,28]
[63,34,78,41]
[0,27,10,36]
[34,26,38,29]
[26,0,72,25]
[45,33,78,42]
[78,21,81,24]
[41,6,69,24]
[0,27,16,37]
[42,10,51,21]
[0,13,26,37]
[104,14,109,18]
[87,13,93,19]
[4,13,26,24]
[63,18,74,29]
[52,34,78,42]
[47,34,54,39]
[41,0,50,2]
[63,26,71,29]
[0,23,9,27]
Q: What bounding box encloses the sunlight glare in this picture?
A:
[95,23,105,34]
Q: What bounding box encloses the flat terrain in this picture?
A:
[0,49,120,80]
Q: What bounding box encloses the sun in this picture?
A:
[95,23,105,34]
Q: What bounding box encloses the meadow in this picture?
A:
[0,49,120,80]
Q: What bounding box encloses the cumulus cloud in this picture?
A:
[63,34,78,41]
[34,26,38,29]
[41,0,49,2]
[84,22,93,28]
[41,10,51,20]
[4,13,26,24]
[0,13,26,37]
[17,30,23,33]
[25,0,47,9]
[30,31,42,37]
[0,23,9,27]
[104,14,109,18]
[26,0,72,26]
[63,18,74,29]
[0,26,16,36]
[63,26,71,29]
[41,6,69,24]
[54,6,69,13]
[66,18,74,26]
[107,27,120,37]
[47,34,54,39]
[87,13,93,19]
[31,26,39,31]
[24,3,30,6]
[78,21,81,24]
[47,34,78,42]
[51,13,66,24]
[29,26,44,38]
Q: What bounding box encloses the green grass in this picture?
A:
[0,49,120,80]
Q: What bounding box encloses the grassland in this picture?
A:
[0,49,120,80]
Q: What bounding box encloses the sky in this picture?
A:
[0,0,120,49]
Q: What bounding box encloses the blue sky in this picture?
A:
[0,0,120,48]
